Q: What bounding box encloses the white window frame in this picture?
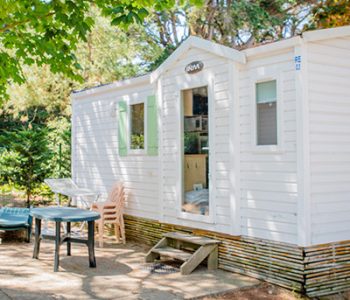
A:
[176,75,215,224]
[251,72,284,153]
[128,99,147,155]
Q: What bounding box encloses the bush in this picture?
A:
[0,126,53,207]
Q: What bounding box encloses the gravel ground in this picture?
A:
[202,283,309,300]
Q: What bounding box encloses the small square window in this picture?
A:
[256,80,277,146]
[130,103,145,150]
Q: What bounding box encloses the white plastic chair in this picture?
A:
[44,178,100,207]
[91,182,126,247]
[44,178,100,235]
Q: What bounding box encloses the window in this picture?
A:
[182,87,209,216]
[256,80,277,145]
[118,95,157,157]
[130,102,145,150]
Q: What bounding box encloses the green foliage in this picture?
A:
[131,134,144,149]
[4,7,164,113]
[0,126,53,207]
[0,150,20,183]
[147,44,176,71]
[142,0,330,52]
[0,183,13,194]
[31,183,55,205]
[0,0,192,103]
[0,0,345,104]
[184,132,199,154]
[0,109,71,202]
[0,9,165,203]
[0,0,90,103]
[307,0,350,29]
[47,117,71,178]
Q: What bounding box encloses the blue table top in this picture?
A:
[30,207,100,222]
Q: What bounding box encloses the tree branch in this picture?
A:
[0,12,55,34]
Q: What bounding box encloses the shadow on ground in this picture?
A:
[0,237,259,300]
[0,288,63,300]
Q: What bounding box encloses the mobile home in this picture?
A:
[72,26,350,296]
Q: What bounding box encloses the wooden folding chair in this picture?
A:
[91,182,126,247]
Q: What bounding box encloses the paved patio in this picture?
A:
[0,236,259,300]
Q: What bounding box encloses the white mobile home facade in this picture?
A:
[72,26,350,295]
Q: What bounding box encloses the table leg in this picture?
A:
[67,222,71,256]
[54,221,61,272]
[27,216,32,243]
[87,221,96,268]
[33,218,41,259]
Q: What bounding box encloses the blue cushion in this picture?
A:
[0,207,31,228]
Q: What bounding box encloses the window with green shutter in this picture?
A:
[118,95,158,156]
[130,102,145,150]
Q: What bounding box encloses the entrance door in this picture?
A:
[182,86,209,216]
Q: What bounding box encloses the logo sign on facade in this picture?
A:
[185,61,204,74]
[294,55,301,70]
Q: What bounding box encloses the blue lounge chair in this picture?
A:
[0,207,32,242]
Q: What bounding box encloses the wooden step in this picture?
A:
[145,233,220,275]
[151,246,192,261]
[163,232,221,246]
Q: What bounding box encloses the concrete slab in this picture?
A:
[0,239,259,300]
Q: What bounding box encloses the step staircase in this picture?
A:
[145,232,221,275]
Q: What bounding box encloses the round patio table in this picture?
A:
[30,207,100,272]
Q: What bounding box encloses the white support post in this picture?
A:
[229,61,241,235]
[156,78,164,223]
[71,97,77,206]
[295,42,312,247]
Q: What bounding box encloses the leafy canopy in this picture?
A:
[310,0,350,29]
[0,0,194,104]
[5,6,162,117]
[0,9,165,203]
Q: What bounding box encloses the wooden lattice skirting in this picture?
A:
[124,214,350,297]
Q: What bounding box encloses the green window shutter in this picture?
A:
[147,95,158,156]
[118,101,128,156]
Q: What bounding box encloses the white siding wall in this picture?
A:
[71,33,350,246]
[159,48,233,233]
[307,37,350,245]
[239,50,298,244]
[72,85,160,220]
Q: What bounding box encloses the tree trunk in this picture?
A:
[155,13,168,47]
[170,12,179,46]
[26,191,31,208]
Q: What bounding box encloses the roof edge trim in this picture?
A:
[72,74,150,99]
[243,36,302,57]
[303,25,350,42]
